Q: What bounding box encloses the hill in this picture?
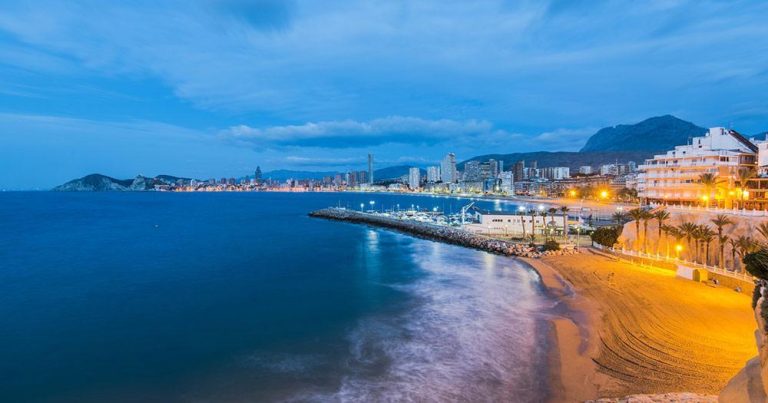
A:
[53,174,194,191]
[580,115,705,153]
[53,174,134,191]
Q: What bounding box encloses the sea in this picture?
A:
[0,192,555,402]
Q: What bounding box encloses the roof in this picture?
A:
[728,129,758,153]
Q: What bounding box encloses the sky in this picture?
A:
[1,0,767,189]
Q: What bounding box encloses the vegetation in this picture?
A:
[559,206,569,241]
[591,226,622,248]
[698,173,721,208]
[744,250,768,280]
[711,214,734,269]
[542,239,561,251]
[654,210,670,254]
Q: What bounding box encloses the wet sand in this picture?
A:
[523,250,757,401]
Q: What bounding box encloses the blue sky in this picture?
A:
[1,0,767,189]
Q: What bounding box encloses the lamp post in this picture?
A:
[369,200,375,212]
[360,203,364,211]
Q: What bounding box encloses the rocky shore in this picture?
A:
[309,208,580,258]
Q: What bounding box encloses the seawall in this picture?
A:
[309,208,554,258]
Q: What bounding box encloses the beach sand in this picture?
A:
[523,250,757,402]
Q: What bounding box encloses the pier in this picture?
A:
[309,207,574,258]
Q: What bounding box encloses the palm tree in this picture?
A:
[612,211,628,226]
[698,173,720,208]
[528,209,537,242]
[735,235,760,271]
[628,208,644,251]
[699,226,716,266]
[641,210,653,253]
[660,224,675,258]
[678,222,698,261]
[669,225,685,259]
[691,226,704,263]
[654,210,670,255]
[736,168,756,209]
[711,214,734,269]
[519,210,527,240]
[757,222,768,247]
[729,238,740,271]
[547,207,558,241]
[559,206,570,242]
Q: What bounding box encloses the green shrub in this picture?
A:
[542,239,560,251]
[590,226,622,248]
[744,250,768,280]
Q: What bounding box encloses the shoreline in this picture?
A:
[521,256,605,402]
[309,207,756,401]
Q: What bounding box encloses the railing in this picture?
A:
[649,203,768,217]
[602,247,755,282]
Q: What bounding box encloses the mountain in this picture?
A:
[460,151,650,172]
[53,174,193,191]
[53,174,135,191]
[580,115,705,153]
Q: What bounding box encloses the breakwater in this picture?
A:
[309,208,580,258]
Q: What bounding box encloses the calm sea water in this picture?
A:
[0,192,554,402]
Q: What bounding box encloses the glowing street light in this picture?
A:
[360,203,365,211]
[538,204,545,211]
[675,244,683,259]
[569,189,577,197]
[600,190,609,199]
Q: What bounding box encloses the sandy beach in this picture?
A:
[523,250,757,402]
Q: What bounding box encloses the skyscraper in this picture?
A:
[408,167,421,190]
[441,153,457,183]
[367,154,374,184]
[513,160,525,181]
[426,166,440,183]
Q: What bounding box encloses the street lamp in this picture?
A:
[360,203,364,211]
[675,244,683,260]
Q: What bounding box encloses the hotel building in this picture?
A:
[637,127,758,206]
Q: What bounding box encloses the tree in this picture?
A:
[591,226,622,248]
[729,238,740,271]
[628,208,645,251]
[698,173,720,208]
[547,207,558,241]
[660,224,675,258]
[528,209,538,241]
[698,226,716,266]
[559,206,570,242]
[677,222,698,261]
[654,210,670,255]
[757,222,768,247]
[612,211,628,226]
[691,226,703,263]
[736,236,760,272]
[711,214,734,269]
[744,249,768,280]
[736,168,757,209]
[641,210,653,253]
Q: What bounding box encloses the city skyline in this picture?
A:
[1,1,768,189]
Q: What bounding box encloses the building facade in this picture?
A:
[637,127,758,206]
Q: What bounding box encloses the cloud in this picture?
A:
[221,116,504,149]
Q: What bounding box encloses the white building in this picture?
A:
[426,166,440,183]
[539,167,570,180]
[408,167,421,190]
[637,127,757,205]
[441,153,457,183]
[579,166,593,175]
[499,172,514,194]
[463,211,557,237]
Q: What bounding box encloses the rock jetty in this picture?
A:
[309,208,580,258]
